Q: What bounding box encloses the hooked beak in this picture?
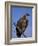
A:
[25,13,30,16]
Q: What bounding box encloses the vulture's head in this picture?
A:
[16,13,30,37]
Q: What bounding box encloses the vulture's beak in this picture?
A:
[26,13,30,16]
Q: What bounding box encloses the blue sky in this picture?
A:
[11,6,32,38]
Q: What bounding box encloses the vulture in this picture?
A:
[13,13,30,37]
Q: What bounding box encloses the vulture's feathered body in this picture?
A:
[13,13,30,37]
